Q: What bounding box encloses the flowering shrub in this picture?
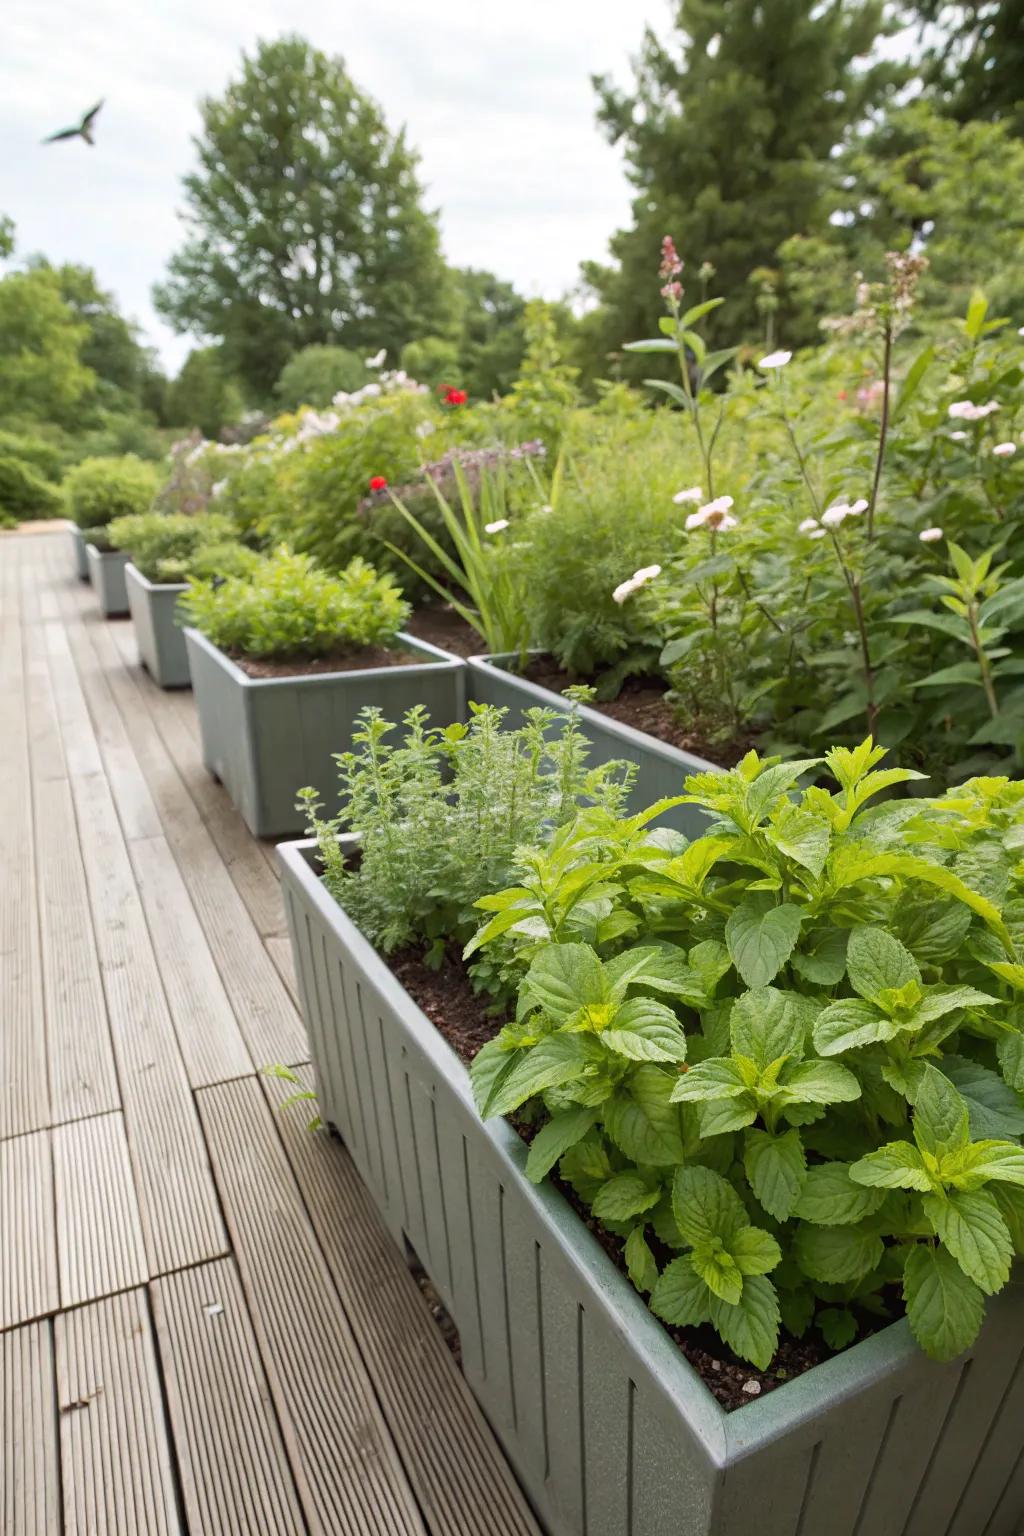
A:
[180,548,409,660]
[468,742,1024,1367]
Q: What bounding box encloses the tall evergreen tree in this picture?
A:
[584,0,900,362]
[155,36,453,396]
[912,0,1024,132]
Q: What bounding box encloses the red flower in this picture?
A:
[369,475,388,492]
[442,387,468,407]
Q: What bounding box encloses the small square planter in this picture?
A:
[124,563,191,689]
[69,524,89,581]
[85,543,131,617]
[184,628,466,838]
[279,835,1024,1536]
[467,654,720,839]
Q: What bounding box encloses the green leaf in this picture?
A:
[846,925,921,1004]
[691,1243,744,1304]
[744,1127,806,1221]
[792,928,849,986]
[913,1065,971,1162]
[725,899,804,988]
[891,342,934,423]
[624,1225,659,1294]
[997,1030,1024,1092]
[940,1057,1024,1140]
[650,1256,712,1326]
[623,337,679,353]
[949,1142,1024,1190]
[779,1060,862,1106]
[729,1226,782,1277]
[470,1038,518,1116]
[669,1058,749,1103]
[603,1065,685,1165]
[671,1164,746,1247]
[794,1224,884,1284]
[903,1244,985,1361]
[729,987,807,1071]
[813,999,896,1055]
[592,1172,662,1223]
[818,1307,858,1350]
[795,1162,886,1225]
[850,1140,933,1192]
[525,943,606,1020]
[525,1106,600,1183]
[992,1184,1024,1255]
[770,805,831,878]
[924,1189,1012,1294]
[602,998,688,1063]
[708,1275,780,1370]
[484,1032,598,1118]
[680,296,725,327]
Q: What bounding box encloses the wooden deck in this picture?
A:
[0,530,540,1536]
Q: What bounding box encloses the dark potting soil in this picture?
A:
[232,644,424,679]
[519,656,755,770]
[391,941,845,1414]
[404,603,483,660]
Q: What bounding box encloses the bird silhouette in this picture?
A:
[43,101,104,146]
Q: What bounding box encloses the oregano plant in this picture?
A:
[468,741,1024,1368]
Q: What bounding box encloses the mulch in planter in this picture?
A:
[231,644,426,679]
[520,656,755,770]
[404,603,482,660]
[384,940,874,1413]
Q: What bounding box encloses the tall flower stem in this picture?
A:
[866,319,892,543]
[828,528,878,737]
[967,599,1000,719]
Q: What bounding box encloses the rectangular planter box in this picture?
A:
[184,628,466,838]
[69,524,89,581]
[467,654,719,839]
[280,835,1024,1536]
[85,543,131,617]
[125,563,191,689]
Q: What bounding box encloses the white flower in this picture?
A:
[686,495,737,531]
[948,399,1000,421]
[415,420,435,439]
[949,430,968,442]
[612,564,662,604]
[821,497,868,528]
[993,441,1017,457]
[672,486,704,505]
[1019,327,1024,337]
[634,564,662,583]
[919,526,943,543]
[758,350,792,370]
[798,518,819,534]
[366,348,387,369]
[538,503,553,515]
[484,519,510,534]
[808,528,827,540]
[210,479,227,498]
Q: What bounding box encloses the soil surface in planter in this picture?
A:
[404,603,482,659]
[389,940,841,1413]
[519,656,755,771]
[230,644,430,679]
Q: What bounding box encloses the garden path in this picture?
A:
[0,530,540,1536]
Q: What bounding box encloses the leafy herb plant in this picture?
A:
[106,510,244,583]
[468,740,1024,1368]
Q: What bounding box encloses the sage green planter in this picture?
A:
[85,543,131,617]
[184,629,465,838]
[467,654,719,838]
[279,835,1024,1536]
[69,524,89,581]
[124,563,190,689]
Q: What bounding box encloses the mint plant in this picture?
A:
[106,510,242,583]
[468,739,1024,1368]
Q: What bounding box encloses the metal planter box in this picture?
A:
[69,524,89,581]
[279,836,1024,1536]
[85,543,131,617]
[184,628,465,838]
[467,654,719,838]
[124,563,191,689]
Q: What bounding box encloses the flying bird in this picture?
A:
[43,101,104,146]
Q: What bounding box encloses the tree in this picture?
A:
[448,268,527,398]
[274,344,367,409]
[0,267,94,425]
[584,0,899,360]
[166,348,243,438]
[155,35,453,396]
[399,335,462,391]
[0,216,14,261]
[912,0,1024,133]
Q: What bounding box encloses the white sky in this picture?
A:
[1,0,666,373]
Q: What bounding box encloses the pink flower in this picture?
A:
[993,442,1017,457]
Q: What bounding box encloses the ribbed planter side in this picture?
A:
[85,544,131,616]
[69,525,89,581]
[125,564,191,689]
[466,655,720,839]
[184,629,466,838]
[279,837,1024,1536]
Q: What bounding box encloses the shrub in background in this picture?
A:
[106,510,241,583]
[0,452,63,524]
[273,344,368,410]
[64,453,159,529]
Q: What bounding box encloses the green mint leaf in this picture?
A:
[669,1058,749,1103]
[904,1244,985,1361]
[997,1029,1024,1093]
[687,940,733,998]
[745,759,822,827]
[924,1188,1013,1294]
[794,1162,887,1225]
[470,1038,519,1116]
[794,1223,885,1284]
[939,1057,1024,1141]
[813,999,898,1055]
[708,1275,781,1370]
[912,986,1000,1026]
[602,997,688,1063]
[699,1097,759,1135]
[624,1225,659,1294]
[485,1032,600,1118]
[525,942,607,1020]
[744,1127,807,1221]
[725,898,804,988]
[729,987,809,1071]
[729,1225,783,1277]
[603,1065,685,1165]
[947,1141,1024,1190]
[650,1256,713,1327]
[792,927,850,986]
[992,1184,1024,1255]
[817,1307,858,1350]
[912,1064,971,1162]
[592,1171,662,1223]
[770,805,831,878]
[778,1059,862,1107]
[691,1242,744,1304]
[559,1131,613,1202]
[671,1164,747,1248]
[846,925,921,1005]
[850,1140,933,1192]
[524,1106,600,1183]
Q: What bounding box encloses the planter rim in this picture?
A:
[468,651,720,779]
[85,542,129,559]
[277,833,945,1467]
[183,625,462,690]
[124,561,188,596]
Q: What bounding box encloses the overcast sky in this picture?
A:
[2,0,665,372]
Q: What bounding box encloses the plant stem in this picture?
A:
[866,320,892,542]
[968,600,1000,718]
[829,529,878,738]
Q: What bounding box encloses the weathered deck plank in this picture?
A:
[150,1258,306,1535]
[56,1289,182,1535]
[0,1130,58,1329]
[198,1076,427,1535]
[52,1112,149,1307]
[2,1321,61,1534]
[264,1067,542,1536]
